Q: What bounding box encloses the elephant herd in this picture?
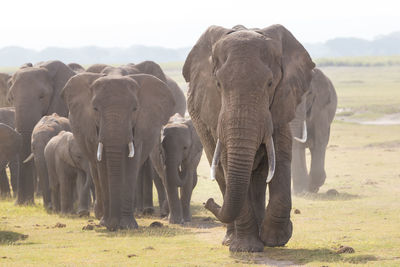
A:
[0,24,337,252]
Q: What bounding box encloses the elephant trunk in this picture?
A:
[104,145,125,230]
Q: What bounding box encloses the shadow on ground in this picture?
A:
[97,224,192,238]
[0,230,28,245]
[231,247,378,266]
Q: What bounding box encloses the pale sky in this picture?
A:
[0,0,399,50]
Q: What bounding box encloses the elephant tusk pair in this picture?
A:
[294,120,307,143]
[209,137,276,184]
[23,153,34,163]
[96,141,135,162]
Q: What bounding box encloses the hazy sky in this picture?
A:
[0,0,398,50]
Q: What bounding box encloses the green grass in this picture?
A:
[1,61,400,266]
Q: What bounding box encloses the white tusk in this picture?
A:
[23,153,34,163]
[128,141,135,158]
[97,142,103,161]
[294,120,307,143]
[265,136,276,183]
[210,139,221,181]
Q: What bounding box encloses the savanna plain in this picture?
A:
[0,59,400,266]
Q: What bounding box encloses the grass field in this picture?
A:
[1,62,400,266]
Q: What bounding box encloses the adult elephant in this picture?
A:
[183,25,315,252]
[0,107,18,195]
[0,123,21,197]
[23,114,71,208]
[290,68,337,194]
[7,60,75,204]
[62,73,175,230]
[99,61,186,213]
[0,73,11,107]
[150,114,202,224]
[67,63,85,73]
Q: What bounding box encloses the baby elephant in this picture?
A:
[0,123,22,198]
[150,115,203,224]
[45,131,92,215]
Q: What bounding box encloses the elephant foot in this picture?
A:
[78,209,90,217]
[120,216,139,230]
[260,218,293,247]
[168,214,184,224]
[106,216,139,231]
[229,234,264,252]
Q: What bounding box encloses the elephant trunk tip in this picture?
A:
[204,198,236,224]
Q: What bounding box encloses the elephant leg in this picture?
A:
[260,127,293,247]
[9,156,19,197]
[76,170,90,216]
[96,160,108,224]
[165,184,183,224]
[308,143,327,193]
[291,141,309,195]
[153,171,167,216]
[88,160,103,220]
[51,184,60,213]
[180,170,198,222]
[34,155,51,209]
[16,132,35,205]
[142,159,154,213]
[59,168,75,214]
[134,166,144,213]
[0,167,11,198]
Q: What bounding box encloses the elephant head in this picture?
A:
[161,115,202,187]
[183,25,315,224]
[62,72,175,230]
[0,123,22,164]
[67,63,85,73]
[7,60,75,204]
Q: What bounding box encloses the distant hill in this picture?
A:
[0,45,191,67]
[0,31,399,67]
[305,31,400,58]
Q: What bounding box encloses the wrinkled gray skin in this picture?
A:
[290,68,337,194]
[8,60,75,204]
[62,72,175,230]
[24,114,71,209]
[183,25,315,252]
[0,107,18,196]
[0,123,21,198]
[45,131,92,215]
[0,73,12,107]
[91,61,187,214]
[67,63,85,73]
[150,115,202,224]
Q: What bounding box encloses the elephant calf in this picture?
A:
[44,131,92,215]
[150,114,203,224]
[0,123,22,198]
[24,113,71,208]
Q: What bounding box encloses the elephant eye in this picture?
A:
[93,107,98,112]
[39,94,45,100]
[268,80,273,87]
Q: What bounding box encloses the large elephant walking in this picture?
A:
[290,68,337,194]
[62,73,175,230]
[8,61,75,204]
[183,25,315,252]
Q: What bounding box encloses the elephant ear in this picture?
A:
[258,24,315,127]
[127,74,175,142]
[61,73,105,149]
[182,25,233,129]
[131,61,167,83]
[38,60,76,116]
